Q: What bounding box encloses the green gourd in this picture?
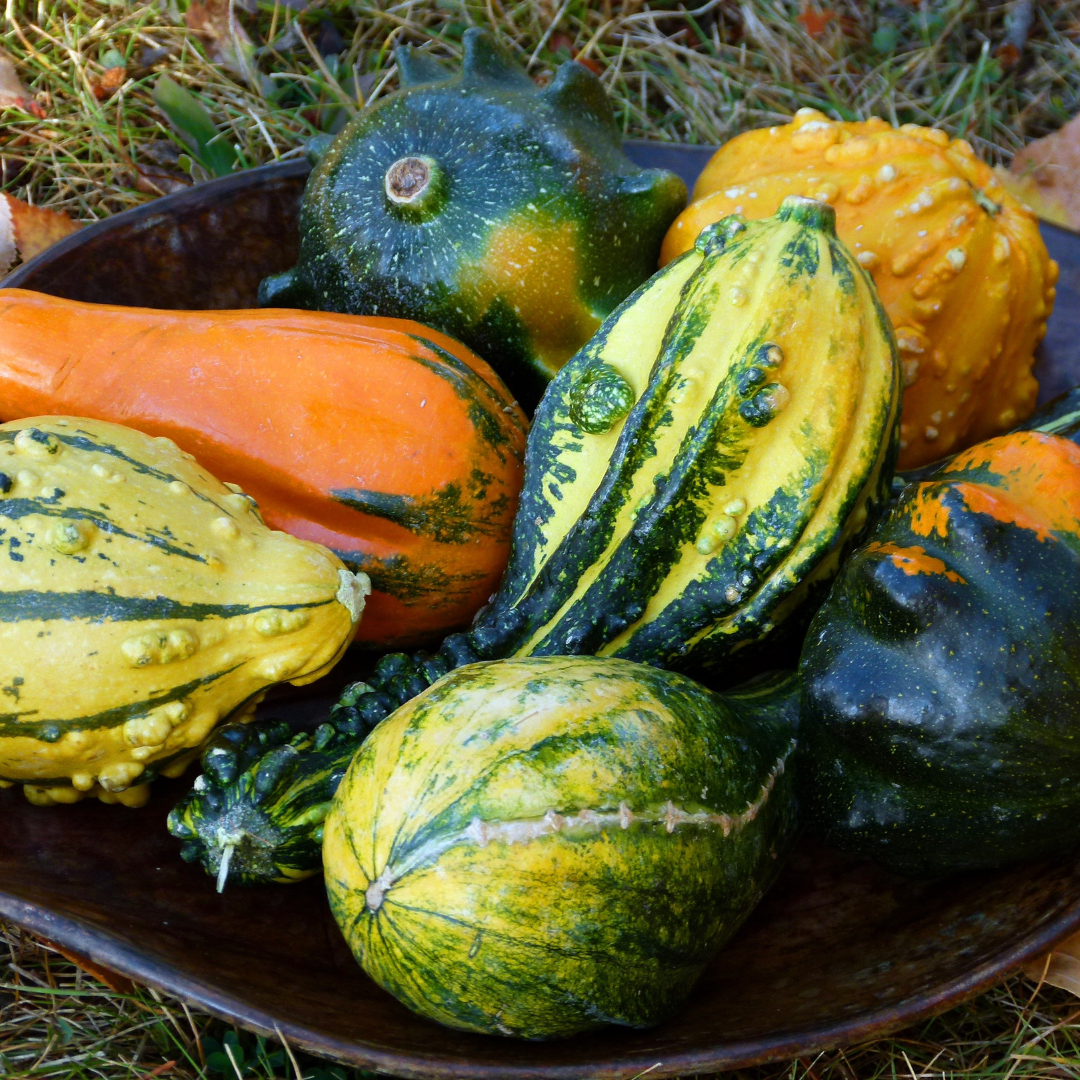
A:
[173,197,899,886]
[324,656,800,1039]
[258,29,687,408]
[800,429,1080,875]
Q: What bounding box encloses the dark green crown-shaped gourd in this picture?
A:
[258,29,687,408]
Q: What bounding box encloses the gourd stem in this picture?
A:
[216,843,235,893]
[384,156,447,219]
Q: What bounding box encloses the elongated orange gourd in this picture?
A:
[662,111,1058,469]
[0,290,528,647]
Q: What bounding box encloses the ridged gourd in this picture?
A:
[0,417,367,806]
[324,656,800,1038]
[661,110,1058,469]
[259,28,687,408]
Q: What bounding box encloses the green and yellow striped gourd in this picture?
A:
[0,417,368,806]
[324,656,800,1039]
[172,195,899,883]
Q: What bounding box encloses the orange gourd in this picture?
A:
[661,110,1058,469]
[0,289,528,648]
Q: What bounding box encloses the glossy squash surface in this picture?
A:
[0,290,527,648]
[324,657,800,1039]
[260,29,687,408]
[0,417,366,806]
[662,111,1058,469]
[800,430,1080,874]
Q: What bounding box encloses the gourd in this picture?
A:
[661,110,1058,469]
[0,417,367,806]
[0,289,527,648]
[324,656,800,1039]
[800,429,1080,875]
[172,196,898,886]
[259,29,687,409]
[169,716,354,888]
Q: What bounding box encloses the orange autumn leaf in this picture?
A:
[93,64,127,101]
[0,194,80,274]
[997,111,1080,231]
[798,5,836,37]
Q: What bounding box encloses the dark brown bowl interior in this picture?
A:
[3,145,1080,1079]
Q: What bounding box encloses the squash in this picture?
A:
[323,656,800,1039]
[661,110,1058,469]
[169,715,354,888]
[800,429,1080,875]
[173,196,898,886]
[0,417,367,806]
[0,289,527,648]
[259,29,687,409]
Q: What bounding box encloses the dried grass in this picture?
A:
[2,1,1080,221]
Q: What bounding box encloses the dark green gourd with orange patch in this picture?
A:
[258,29,687,408]
[176,197,900,887]
[801,430,1080,875]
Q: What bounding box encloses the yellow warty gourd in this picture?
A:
[0,417,368,807]
[661,109,1058,469]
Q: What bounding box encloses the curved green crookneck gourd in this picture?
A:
[172,195,900,886]
[258,29,687,408]
[324,656,800,1039]
[0,417,367,807]
[800,429,1080,875]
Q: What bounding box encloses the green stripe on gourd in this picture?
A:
[0,591,340,624]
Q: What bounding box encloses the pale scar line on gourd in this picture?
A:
[363,739,795,914]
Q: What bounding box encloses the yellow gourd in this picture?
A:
[0,417,368,806]
[662,110,1058,468]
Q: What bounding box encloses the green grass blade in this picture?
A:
[152,74,236,178]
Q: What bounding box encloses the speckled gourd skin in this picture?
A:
[0,417,366,806]
[801,430,1080,875]
[661,109,1058,469]
[324,656,799,1039]
[171,195,897,886]
[258,29,687,409]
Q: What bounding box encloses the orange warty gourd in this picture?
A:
[0,290,528,647]
[661,110,1058,469]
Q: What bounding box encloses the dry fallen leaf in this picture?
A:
[1023,930,1080,997]
[798,4,837,37]
[92,64,127,101]
[185,0,255,81]
[40,937,136,995]
[0,50,45,118]
[997,112,1080,231]
[0,194,80,275]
